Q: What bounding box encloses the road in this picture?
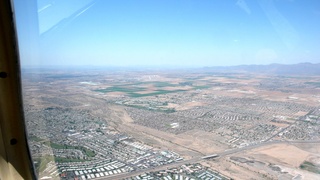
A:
[96,140,320,180]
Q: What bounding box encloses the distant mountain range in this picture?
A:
[203,63,320,76]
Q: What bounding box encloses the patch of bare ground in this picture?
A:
[248,144,309,167]
[233,143,320,179]
[204,143,320,179]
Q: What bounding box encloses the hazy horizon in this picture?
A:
[20,61,318,69]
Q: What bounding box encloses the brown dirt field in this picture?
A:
[218,143,320,179]
[248,144,309,167]
[293,143,320,155]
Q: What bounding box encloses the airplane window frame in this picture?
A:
[0,0,36,179]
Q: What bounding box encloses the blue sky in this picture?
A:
[14,0,320,67]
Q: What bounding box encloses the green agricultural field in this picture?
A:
[151,81,175,87]
[94,81,177,93]
[94,81,189,97]
[129,81,176,87]
[54,157,87,163]
[193,85,210,89]
[129,89,186,98]
[94,86,146,93]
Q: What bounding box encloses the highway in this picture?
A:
[97,139,320,180]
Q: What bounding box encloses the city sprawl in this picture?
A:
[22,69,320,179]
